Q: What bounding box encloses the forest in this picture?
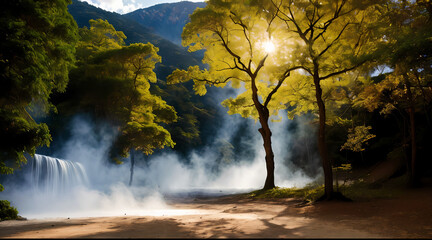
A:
[0,0,432,231]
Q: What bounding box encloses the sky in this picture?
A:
[81,0,205,14]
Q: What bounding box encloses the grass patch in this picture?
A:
[338,174,407,201]
[247,174,409,203]
[247,183,325,203]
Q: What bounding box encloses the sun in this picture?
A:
[263,40,275,53]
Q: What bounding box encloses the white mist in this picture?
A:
[0,86,321,219]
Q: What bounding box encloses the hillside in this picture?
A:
[124,1,206,45]
[68,0,203,79]
[57,1,225,156]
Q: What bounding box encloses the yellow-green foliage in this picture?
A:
[340,126,376,152]
[168,0,299,121]
[77,19,126,61]
[169,0,385,131]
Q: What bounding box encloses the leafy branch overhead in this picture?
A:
[341,126,376,152]
[0,0,78,167]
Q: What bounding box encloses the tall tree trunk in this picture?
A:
[129,149,135,186]
[404,77,418,186]
[408,107,417,186]
[251,75,275,190]
[258,107,275,190]
[314,76,333,199]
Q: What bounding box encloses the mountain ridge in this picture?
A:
[124,1,206,45]
[68,0,203,79]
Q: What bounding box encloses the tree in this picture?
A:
[262,0,383,199]
[354,0,432,186]
[103,44,178,185]
[56,19,177,186]
[0,0,78,188]
[168,0,303,190]
[76,19,127,62]
[55,19,129,120]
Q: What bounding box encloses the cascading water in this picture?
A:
[31,154,89,195]
[0,152,168,219]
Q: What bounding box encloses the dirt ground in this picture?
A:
[0,184,431,239]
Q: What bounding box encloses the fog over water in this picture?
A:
[0,87,322,219]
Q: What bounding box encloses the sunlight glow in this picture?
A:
[263,41,275,53]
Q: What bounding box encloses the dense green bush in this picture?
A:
[0,200,19,221]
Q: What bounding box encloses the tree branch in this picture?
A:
[317,22,351,58]
[193,76,235,85]
[215,30,251,75]
[319,63,364,81]
[263,65,304,107]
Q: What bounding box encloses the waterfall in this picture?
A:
[31,154,89,195]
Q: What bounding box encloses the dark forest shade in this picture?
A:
[0,0,78,175]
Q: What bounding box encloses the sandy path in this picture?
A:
[1,187,431,238]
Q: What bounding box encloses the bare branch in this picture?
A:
[253,54,269,78]
[264,78,285,108]
[271,0,309,44]
[193,76,235,85]
[215,30,251,75]
[229,12,253,60]
[317,22,350,58]
[263,65,304,107]
[267,0,282,37]
[319,63,364,81]
[313,0,352,42]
